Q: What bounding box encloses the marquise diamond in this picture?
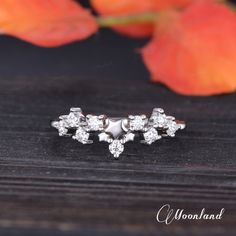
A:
[109,140,124,158]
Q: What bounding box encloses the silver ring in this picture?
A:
[51,107,186,158]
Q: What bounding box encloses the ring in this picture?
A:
[51,107,186,158]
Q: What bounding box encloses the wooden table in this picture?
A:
[0,29,235,236]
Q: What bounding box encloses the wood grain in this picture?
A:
[0,30,235,236]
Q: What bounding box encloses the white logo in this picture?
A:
[156,204,225,225]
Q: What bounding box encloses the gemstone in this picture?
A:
[166,120,179,137]
[129,116,146,131]
[52,120,68,136]
[73,127,89,144]
[151,113,167,128]
[65,112,82,128]
[86,115,104,131]
[109,140,124,158]
[143,128,161,144]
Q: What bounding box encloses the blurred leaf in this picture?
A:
[91,0,193,38]
[0,0,98,47]
[142,1,236,95]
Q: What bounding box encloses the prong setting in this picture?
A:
[52,108,186,158]
[129,115,147,131]
[86,114,105,131]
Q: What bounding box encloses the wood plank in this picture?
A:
[0,31,235,235]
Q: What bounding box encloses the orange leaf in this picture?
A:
[152,0,194,11]
[0,0,98,47]
[91,0,193,38]
[142,1,236,95]
[91,0,154,38]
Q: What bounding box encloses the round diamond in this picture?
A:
[109,140,124,158]
[130,116,146,131]
[86,115,104,131]
[73,127,89,144]
[151,113,167,128]
[52,120,68,136]
[143,128,160,144]
[65,112,82,128]
[166,121,179,137]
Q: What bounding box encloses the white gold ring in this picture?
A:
[51,107,186,158]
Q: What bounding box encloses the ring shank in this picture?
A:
[176,120,186,129]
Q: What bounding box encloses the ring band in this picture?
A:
[51,107,186,158]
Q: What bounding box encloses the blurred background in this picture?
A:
[0,1,235,236]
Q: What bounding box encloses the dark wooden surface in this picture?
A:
[0,29,235,236]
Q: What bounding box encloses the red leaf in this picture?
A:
[0,0,98,47]
[142,2,236,95]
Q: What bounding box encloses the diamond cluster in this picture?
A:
[52,107,185,158]
[149,108,181,137]
[51,108,84,136]
[52,108,105,144]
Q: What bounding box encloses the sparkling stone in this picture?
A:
[143,128,161,144]
[109,140,124,158]
[86,115,104,131]
[52,121,68,136]
[65,112,82,128]
[129,116,146,131]
[151,113,167,128]
[73,127,89,144]
[166,120,179,137]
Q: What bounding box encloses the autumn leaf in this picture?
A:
[91,0,193,38]
[142,1,236,95]
[0,0,98,47]
[92,0,154,37]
